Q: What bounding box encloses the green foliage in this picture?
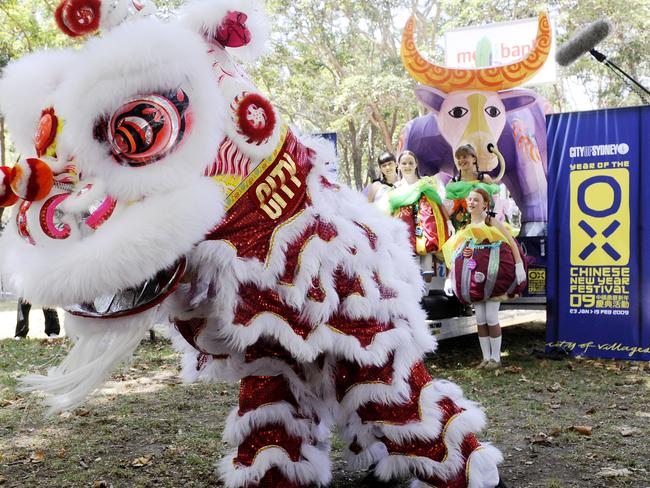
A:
[0,0,72,63]
[1,0,649,185]
[249,0,425,188]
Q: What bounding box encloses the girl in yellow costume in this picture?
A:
[388,151,452,284]
[445,144,502,230]
[443,188,527,369]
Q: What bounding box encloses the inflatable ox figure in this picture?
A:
[0,1,503,486]
[398,13,552,235]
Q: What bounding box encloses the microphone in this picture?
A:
[555,19,612,66]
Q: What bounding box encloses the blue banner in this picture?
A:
[547,105,650,361]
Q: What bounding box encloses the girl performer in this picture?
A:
[366,151,398,204]
[443,188,527,369]
[445,144,503,230]
[388,150,452,282]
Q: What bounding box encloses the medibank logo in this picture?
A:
[569,143,630,158]
[455,41,535,65]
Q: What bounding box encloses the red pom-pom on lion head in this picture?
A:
[215,11,251,48]
[55,0,102,37]
[233,92,276,145]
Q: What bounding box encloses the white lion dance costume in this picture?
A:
[0,1,503,486]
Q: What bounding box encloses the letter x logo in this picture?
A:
[577,175,622,261]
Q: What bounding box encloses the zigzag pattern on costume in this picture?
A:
[0,1,503,487]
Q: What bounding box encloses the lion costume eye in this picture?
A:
[96,88,191,167]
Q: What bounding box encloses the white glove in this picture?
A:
[446,220,454,237]
[515,262,526,285]
[444,277,454,296]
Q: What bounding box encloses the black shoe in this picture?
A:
[532,348,570,361]
[496,475,509,488]
[359,467,396,487]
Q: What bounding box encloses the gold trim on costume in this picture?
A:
[223,124,288,211]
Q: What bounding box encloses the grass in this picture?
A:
[1,322,649,487]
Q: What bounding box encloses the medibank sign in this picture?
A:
[444,16,556,86]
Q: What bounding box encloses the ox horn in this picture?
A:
[401,12,551,92]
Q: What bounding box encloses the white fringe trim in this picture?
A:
[409,444,502,488]
[342,441,388,471]
[374,402,493,483]
[218,443,331,488]
[467,444,502,488]
[20,310,154,415]
[223,402,313,446]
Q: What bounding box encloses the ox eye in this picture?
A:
[484,106,501,118]
[448,107,468,118]
[95,88,191,167]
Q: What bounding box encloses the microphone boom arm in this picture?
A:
[590,48,650,103]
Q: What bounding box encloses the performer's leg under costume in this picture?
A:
[14,299,31,338]
[43,307,60,336]
[335,353,501,487]
[218,336,500,488]
[219,341,333,488]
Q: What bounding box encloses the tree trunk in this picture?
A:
[348,121,364,190]
[341,144,351,186]
[367,124,377,182]
[368,101,394,152]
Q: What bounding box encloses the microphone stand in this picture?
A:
[590,49,650,104]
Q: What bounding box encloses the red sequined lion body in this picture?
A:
[0,1,502,486]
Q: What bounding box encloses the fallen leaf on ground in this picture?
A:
[504,366,522,374]
[596,467,631,478]
[547,382,561,392]
[621,377,644,385]
[0,400,13,407]
[571,425,592,436]
[529,433,553,446]
[619,426,640,437]
[75,408,90,417]
[0,475,6,485]
[93,481,108,488]
[29,451,45,463]
[549,403,561,409]
[635,411,650,418]
[131,455,153,467]
[585,407,597,415]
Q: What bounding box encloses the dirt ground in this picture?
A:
[1,321,649,488]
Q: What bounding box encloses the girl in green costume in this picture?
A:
[388,151,452,286]
[445,144,503,230]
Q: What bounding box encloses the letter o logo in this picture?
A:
[577,175,621,218]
